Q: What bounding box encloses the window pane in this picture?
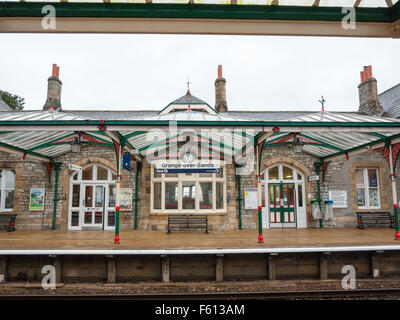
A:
[71,211,79,227]
[165,182,178,210]
[5,170,15,189]
[95,211,103,224]
[261,185,266,207]
[72,185,80,207]
[153,182,161,209]
[5,190,14,209]
[182,182,196,209]
[283,166,293,180]
[200,182,212,209]
[84,212,92,224]
[199,172,212,177]
[85,186,93,207]
[298,185,303,207]
[109,185,116,207]
[82,167,93,180]
[369,189,379,207]
[297,173,302,180]
[356,169,364,188]
[95,186,104,207]
[165,172,178,178]
[107,211,115,227]
[216,182,224,209]
[368,169,378,188]
[73,173,78,181]
[97,166,108,180]
[268,166,279,180]
[357,188,365,207]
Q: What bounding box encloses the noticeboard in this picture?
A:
[328,190,348,208]
[244,188,258,210]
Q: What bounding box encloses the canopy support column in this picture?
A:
[51,162,62,230]
[113,141,122,244]
[314,162,323,228]
[256,142,264,243]
[389,144,400,240]
[134,161,140,230]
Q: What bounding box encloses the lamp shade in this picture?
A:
[293,135,304,153]
[71,135,81,153]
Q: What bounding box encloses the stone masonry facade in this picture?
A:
[0,143,397,231]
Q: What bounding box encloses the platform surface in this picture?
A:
[0,228,400,252]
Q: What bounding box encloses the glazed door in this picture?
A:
[268,183,297,228]
[82,184,105,229]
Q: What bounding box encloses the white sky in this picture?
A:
[0,34,399,112]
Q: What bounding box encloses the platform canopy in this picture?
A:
[0,0,399,37]
[1,109,400,163]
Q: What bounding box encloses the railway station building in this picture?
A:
[0,64,400,236]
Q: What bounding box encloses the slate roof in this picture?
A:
[380,83,400,118]
[170,90,208,105]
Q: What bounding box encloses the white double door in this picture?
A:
[82,184,107,229]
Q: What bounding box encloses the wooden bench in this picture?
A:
[167,214,208,234]
[0,214,16,232]
[356,212,394,229]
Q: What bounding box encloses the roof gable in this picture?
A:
[159,90,218,115]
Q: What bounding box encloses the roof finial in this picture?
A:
[319,96,326,119]
[186,76,191,93]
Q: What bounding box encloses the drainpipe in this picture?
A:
[134,161,140,230]
[237,173,243,230]
[314,162,323,228]
[51,162,62,230]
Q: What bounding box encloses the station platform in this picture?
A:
[0,228,400,254]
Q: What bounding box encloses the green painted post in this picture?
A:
[314,162,323,228]
[133,161,140,230]
[51,162,62,230]
[237,174,242,230]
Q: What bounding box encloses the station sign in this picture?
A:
[155,160,220,174]
[307,175,320,182]
[68,164,82,172]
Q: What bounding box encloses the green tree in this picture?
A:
[0,90,25,111]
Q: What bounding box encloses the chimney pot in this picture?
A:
[218,65,222,79]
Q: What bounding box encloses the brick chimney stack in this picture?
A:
[215,65,228,113]
[43,64,62,111]
[358,65,383,116]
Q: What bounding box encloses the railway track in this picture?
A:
[1,288,400,300]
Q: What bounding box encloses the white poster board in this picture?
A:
[328,190,348,208]
[244,188,258,209]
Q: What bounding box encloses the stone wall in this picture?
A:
[0,143,395,231]
[0,144,138,230]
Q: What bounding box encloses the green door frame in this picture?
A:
[268,182,296,228]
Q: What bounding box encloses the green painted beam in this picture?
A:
[124,131,148,140]
[264,141,343,151]
[0,2,395,23]
[0,141,53,161]
[300,133,345,152]
[3,119,400,128]
[321,132,400,161]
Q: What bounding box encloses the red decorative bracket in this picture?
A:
[321,161,330,182]
[376,143,400,170]
[98,120,106,132]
